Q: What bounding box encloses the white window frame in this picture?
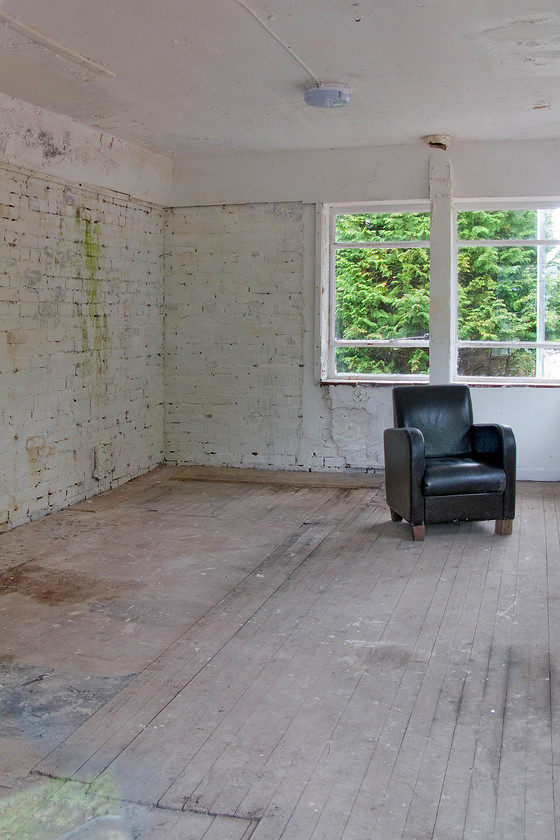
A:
[320,201,430,383]
[454,199,560,385]
[320,197,560,386]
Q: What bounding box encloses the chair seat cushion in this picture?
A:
[423,457,506,497]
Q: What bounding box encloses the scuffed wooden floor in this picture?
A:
[0,467,558,839]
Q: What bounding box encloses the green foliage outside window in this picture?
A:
[457,210,560,376]
[335,213,429,374]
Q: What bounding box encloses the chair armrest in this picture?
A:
[383,427,425,524]
[472,423,516,519]
[472,423,516,468]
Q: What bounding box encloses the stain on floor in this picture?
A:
[0,564,134,605]
[0,662,135,748]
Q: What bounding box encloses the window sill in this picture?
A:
[321,378,560,388]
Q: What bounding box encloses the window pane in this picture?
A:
[458,347,535,377]
[458,244,560,343]
[335,248,429,340]
[336,346,429,376]
[457,245,538,342]
[335,212,430,242]
[544,245,560,340]
[543,349,560,378]
[457,209,560,240]
[458,208,560,241]
[458,346,560,379]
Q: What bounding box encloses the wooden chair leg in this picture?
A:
[390,508,403,522]
[412,524,426,541]
[495,519,513,536]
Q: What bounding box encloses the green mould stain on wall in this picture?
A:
[75,208,110,376]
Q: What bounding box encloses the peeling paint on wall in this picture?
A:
[0,92,173,204]
[26,435,55,474]
[327,384,393,469]
[26,128,71,161]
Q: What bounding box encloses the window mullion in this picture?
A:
[536,210,546,376]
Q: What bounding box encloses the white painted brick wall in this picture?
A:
[0,165,165,530]
[164,203,307,469]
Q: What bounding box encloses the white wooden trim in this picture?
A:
[429,153,455,384]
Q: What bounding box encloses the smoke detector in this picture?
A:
[304,83,351,108]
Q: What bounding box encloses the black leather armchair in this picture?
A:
[383,385,516,541]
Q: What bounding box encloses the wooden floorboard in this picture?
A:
[1,467,559,839]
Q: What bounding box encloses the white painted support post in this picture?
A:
[318,204,332,381]
[429,153,456,384]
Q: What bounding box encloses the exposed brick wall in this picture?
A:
[0,165,165,530]
[164,203,307,469]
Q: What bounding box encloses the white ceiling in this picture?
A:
[0,0,559,160]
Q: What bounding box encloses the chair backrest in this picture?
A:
[392,385,473,458]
